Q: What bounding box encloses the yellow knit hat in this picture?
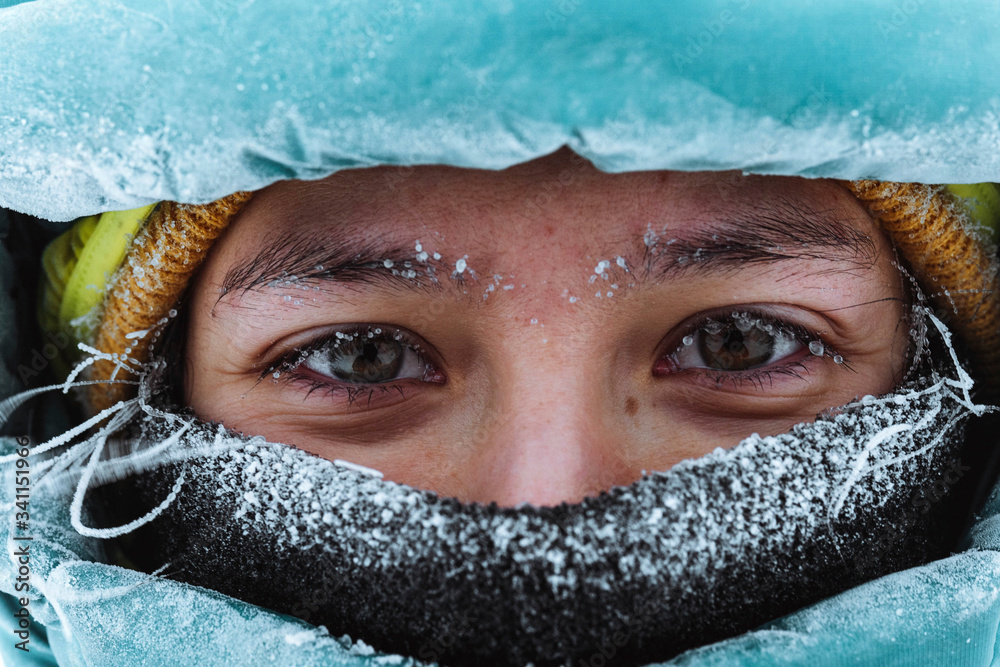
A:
[39,192,252,413]
[37,182,1000,415]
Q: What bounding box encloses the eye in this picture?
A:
[265,325,445,387]
[656,311,818,375]
[306,333,416,383]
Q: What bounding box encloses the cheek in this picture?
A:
[873,268,912,389]
[183,355,265,434]
[182,340,220,424]
[182,284,242,421]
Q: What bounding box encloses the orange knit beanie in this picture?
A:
[83,193,252,412]
[844,181,1000,392]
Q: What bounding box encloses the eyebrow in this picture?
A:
[217,194,879,304]
[216,230,476,306]
[638,196,878,282]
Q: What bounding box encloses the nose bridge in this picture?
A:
[466,349,637,507]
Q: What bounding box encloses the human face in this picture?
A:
[183,148,908,507]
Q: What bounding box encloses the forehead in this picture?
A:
[221,150,875,273]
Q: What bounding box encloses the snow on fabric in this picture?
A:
[2,0,1000,221]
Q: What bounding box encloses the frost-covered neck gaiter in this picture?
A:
[61,308,986,666]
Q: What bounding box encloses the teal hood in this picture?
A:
[4,1,1000,665]
[1,0,1000,221]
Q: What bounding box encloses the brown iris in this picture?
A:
[699,325,775,371]
[328,338,404,383]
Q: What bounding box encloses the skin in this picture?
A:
[183,148,909,507]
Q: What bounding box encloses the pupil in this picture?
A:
[725,331,745,354]
[700,325,775,370]
[329,336,403,383]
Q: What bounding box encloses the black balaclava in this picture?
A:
[75,303,984,667]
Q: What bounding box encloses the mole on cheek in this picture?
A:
[625,396,639,417]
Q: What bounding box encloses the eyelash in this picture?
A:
[694,364,813,391]
[663,308,852,389]
[256,309,850,405]
[255,325,436,406]
[287,378,408,407]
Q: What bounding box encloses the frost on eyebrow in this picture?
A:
[214,231,491,307]
[638,195,880,281]
[564,195,881,304]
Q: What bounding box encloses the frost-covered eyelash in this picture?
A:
[258,326,423,377]
[277,375,407,407]
[695,362,813,391]
[670,308,855,380]
[252,325,429,404]
[673,309,811,351]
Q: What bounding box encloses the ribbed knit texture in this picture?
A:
[844,181,1000,395]
[87,193,252,413]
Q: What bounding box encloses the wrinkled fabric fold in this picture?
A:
[3,1,1000,220]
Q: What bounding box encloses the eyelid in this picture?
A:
[256,323,446,386]
[661,307,811,353]
[655,306,846,377]
[672,321,804,371]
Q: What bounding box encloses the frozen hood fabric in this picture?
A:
[2,0,1000,221]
